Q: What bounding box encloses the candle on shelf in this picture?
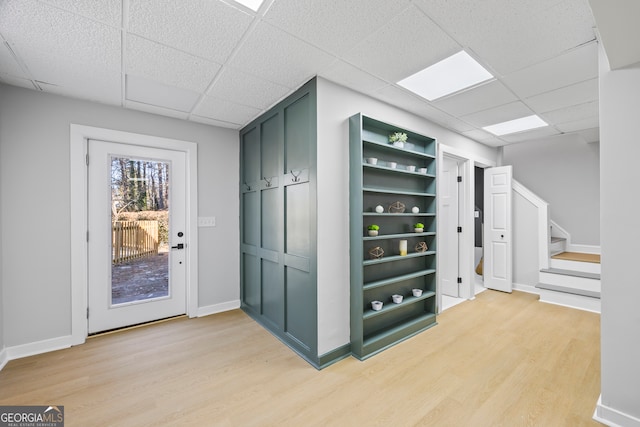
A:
[399,239,408,256]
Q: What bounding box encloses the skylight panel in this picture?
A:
[233,0,265,11]
[397,51,494,101]
[483,115,548,136]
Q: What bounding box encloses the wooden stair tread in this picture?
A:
[551,251,600,264]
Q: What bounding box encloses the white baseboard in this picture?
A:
[0,347,8,371]
[538,289,601,313]
[512,283,539,295]
[568,244,601,254]
[594,395,640,427]
[6,335,73,361]
[197,300,241,317]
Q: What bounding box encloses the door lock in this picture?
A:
[171,243,184,250]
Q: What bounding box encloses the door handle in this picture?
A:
[171,243,184,250]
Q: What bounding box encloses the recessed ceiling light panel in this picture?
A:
[232,0,265,11]
[397,51,494,101]
[483,115,548,136]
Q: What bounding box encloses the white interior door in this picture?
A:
[440,156,461,297]
[483,166,512,293]
[88,139,187,333]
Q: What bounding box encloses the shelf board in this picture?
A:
[363,269,436,291]
[363,291,436,319]
[363,212,435,217]
[364,231,436,241]
[363,187,435,197]
[362,139,435,159]
[362,312,437,349]
[363,163,435,178]
[364,251,436,266]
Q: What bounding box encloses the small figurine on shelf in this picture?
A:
[375,205,384,213]
[414,223,424,233]
[389,132,408,148]
[367,224,380,236]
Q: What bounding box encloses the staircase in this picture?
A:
[536,251,601,313]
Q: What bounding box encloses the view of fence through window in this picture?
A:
[111,156,170,305]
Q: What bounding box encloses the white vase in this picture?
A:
[368,230,378,236]
[414,228,423,233]
[392,141,404,148]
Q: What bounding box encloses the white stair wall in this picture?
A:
[537,268,601,313]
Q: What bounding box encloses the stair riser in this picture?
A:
[538,273,601,293]
[549,258,601,274]
[538,289,601,313]
[550,241,566,256]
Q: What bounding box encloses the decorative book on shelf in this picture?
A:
[349,113,438,360]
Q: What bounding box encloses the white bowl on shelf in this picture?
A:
[412,288,423,297]
[407,165,416,172]
[371,301,383,311]
[388,161,397,169]
[419,167,428,174]
[392,294,403,304]
[366,157,378,165]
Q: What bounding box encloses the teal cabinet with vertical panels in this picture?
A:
[239,79,318,366]
[349,114,438,360]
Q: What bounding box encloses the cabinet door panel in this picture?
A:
[243,253,260,310]
[243,192,258,245]
[262,259,284,329]
[242,128,259,183]
[261,188,280,251]
[261,114,280,178]
[286,267,314,349]
[284,94,310,172]
[285,183,310,257]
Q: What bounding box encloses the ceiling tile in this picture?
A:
[193,95,262,125]
[128,0,253,63]
[541,101,598,125]
[39,0,122,28]
[0,0,120,71]
[17,44,121,105]
[0,42,27,78]
[525,78,598,113]
[414,0,595,75]
[229,22,335,88]
[575,127,599,143]
[190,115,242,130]
[502,41,598,99]
[126,74,201,112]
[434,80,518,117]
[318,60,389,95]
[207,66,291,109]
[126,100,190,120]
[461,128,500,143]
[499,125,561,144]
[263,0,411,56]
[343,6,460,82]
[461,101,534,127]
[127,35,221,93]
[555,116,600,133]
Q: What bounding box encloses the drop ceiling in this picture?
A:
[0,0,601,146]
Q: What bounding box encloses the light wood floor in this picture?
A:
[552,251,601,264]
[0,291,601,426]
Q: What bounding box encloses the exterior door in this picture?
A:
[440,156,461,297]
[88,139,187,333]
[483,166,513,293]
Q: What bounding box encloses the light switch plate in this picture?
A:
[198,216,216,227]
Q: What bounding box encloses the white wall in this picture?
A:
[597,50,640,422]
[512,191,540,287]
[503,135,600,246]
[0,84,239,348]
[315,77,497,354]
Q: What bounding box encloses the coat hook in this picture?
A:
[263,176,273,187]
[244,181,251,191]
[290,170,301,183]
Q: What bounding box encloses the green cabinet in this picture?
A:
[349,114,437,359]
[240,80,318,365]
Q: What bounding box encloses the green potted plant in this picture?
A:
[414,222,424,233]
[368,224,380,236]
[389,132,408,148]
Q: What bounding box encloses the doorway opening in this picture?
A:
[474,166,485,294]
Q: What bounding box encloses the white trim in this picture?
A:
[6,336,73,360]
[197,300,241,317]
[595,395,640,427]
[437,143,497,307]
[70,124,199,346]
[0,348,8,371]
[512,282,540,295]
[550,219,571,246]
[568,244,601,254]
[512,179,550,270]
